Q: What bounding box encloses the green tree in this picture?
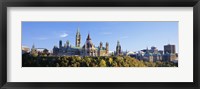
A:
[99,59,106,67]
[32,53,38,57]
[108,58,113,65]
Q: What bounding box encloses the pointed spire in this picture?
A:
[117,40,120,46]
[106,42,109,46]
[87,33,91,40]
[76,27,80,35]
[99,41,103,49]
[32,43,35,49]
[146,46,150,53]
[77,27,80,32]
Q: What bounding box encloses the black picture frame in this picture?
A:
[0,0,200,89]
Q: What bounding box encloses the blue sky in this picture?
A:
[22,22,178,52]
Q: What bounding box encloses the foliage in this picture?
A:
[99,59,106,67]
[22,53,178,67]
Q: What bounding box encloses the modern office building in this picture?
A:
[164,44,176,54]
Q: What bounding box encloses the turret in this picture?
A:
[106,42,109,54]
[99,42,103,49]
[32,43,35,49]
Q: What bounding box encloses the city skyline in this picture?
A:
[22,22,178,52]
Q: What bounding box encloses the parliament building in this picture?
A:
[52,28,109,56]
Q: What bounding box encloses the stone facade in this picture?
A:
[52,28,109,56]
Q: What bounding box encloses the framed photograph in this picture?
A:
[0,0,200,89]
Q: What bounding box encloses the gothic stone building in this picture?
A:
[53,28,109,56]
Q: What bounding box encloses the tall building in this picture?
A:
[59,40,62,49]
[116,41,122,56]
[106,42,109,54]
[164,44,176,54]
[163,44,177,62]
[75,28,81,47]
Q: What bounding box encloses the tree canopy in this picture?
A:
[22,53,178,67]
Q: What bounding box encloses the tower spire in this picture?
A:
[117,40,120,46]
[116,40,121,55]
[87,33,91,40]
[76,27,80,35]
[77,27,80,33]
[32,43,35,49]
[75,26,81,47]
